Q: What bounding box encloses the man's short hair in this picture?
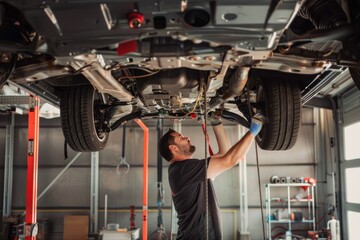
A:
[159,129,176,161]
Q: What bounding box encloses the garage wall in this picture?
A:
[0,107,328,240]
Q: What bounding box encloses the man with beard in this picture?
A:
[158,113,265,240]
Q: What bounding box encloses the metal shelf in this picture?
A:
[268,198,313,202]
[265,183,314,187]
[265,183,316,240]
[267,220,315,223]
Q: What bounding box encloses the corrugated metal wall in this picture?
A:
[0,107,331,240]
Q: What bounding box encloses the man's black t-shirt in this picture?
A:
[168,158,222,240]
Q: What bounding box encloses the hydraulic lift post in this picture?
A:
[25,95,40,240]
[135,119,148,240]
[3,113,15,217]
[170,120,181,239]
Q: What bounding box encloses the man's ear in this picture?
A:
[169,144,177,152]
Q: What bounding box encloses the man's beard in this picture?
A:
[189,145,196,153]
[176,142,196,155]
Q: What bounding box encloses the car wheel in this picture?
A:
[349,68,360,90]
[248,77,301,150]
[60,84,109,152]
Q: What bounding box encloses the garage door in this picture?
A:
[339,87,360,240]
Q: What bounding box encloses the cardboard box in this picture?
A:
[63,215,89,240]
[100,228,140,240]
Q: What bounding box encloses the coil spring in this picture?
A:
[103,96,119,124]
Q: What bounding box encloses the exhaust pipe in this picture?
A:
[209,66,250,109]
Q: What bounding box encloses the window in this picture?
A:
[344,122,360,160]
[345,168,360,204]
[348,211,360,240]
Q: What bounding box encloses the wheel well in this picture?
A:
[0,2,34,45]
[249,68,317,92]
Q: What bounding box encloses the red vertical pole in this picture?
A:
[25,95,40,240]
[134,119,148,240]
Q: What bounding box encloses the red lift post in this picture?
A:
[135,119,148,240]
[23,102,147,239]
[25,95,40,240]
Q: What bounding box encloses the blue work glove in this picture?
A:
[208,109,222,126]
[249,113,265,136]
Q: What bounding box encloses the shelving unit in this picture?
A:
[265,183,316,240]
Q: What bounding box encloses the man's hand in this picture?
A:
[249,113,265,136]
[208,109,223,126]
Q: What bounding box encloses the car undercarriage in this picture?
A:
[0,0,359,152]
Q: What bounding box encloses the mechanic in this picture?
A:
[158,112,265,240]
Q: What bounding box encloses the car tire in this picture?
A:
[349,68,360,90]
[60,84,109,152]
[249,77,301,150]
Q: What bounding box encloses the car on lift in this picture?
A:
[0,0,359,152]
